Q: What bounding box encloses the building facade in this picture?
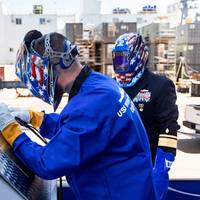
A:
[139,21,176,71]
[0,13,75,64]
[176,20,200,71]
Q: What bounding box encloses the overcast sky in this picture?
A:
[1,0,180,15]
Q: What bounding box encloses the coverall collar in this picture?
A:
[68,65,92,101]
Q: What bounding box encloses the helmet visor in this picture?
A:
[112,51,129,72]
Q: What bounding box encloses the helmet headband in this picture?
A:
[30,33,79,69]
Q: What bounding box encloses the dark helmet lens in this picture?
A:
[112,51,129,72]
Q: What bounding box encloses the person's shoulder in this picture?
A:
[86,71,118,90]
[147,69,174,86]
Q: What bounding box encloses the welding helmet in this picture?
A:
[15,31,79,110]
[112,33,149,88]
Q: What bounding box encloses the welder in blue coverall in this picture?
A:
[0,30,158,199]
[112,33,180,200]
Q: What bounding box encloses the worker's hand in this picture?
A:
[9,107,44,128]
[153,148,175,200]
[0,104,22,146]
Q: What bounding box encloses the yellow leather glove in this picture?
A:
[0,111,22,146]
[2,122,22,146]
[29,110,44,128]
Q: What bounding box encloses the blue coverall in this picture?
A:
[13,66,158,199]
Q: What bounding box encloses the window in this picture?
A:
[16,18,22,25]
[9,48,13,52]
[39,18,46,25]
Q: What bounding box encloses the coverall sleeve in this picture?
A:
[155,79,180,154]
[13,111,109,180]
[39,113,60,139]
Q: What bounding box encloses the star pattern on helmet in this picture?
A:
[30,76,34,81]
[43,67,48,75]
[27,55,31,64]
[26,81,32,91]
[38,89,44,96]
[41,85,46,90]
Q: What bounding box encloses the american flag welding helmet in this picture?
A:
[112,33,149,88]
[15,33,79,109]
[15,41,54,105]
